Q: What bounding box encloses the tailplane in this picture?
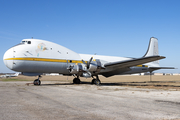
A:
[144,37,175,70]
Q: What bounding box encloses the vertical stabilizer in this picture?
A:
[144,37,159,67]
[144,37,159,57]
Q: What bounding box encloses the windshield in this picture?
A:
[21,41,31,44]
[9,40,31,49]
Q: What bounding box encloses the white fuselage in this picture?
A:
[3,39,153,77]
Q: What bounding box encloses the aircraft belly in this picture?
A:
[12,60,68,73]
[123,67,149,74]
[100,67,130,77]
[100,67,150,77]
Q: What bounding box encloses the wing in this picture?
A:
[104,56,165,68]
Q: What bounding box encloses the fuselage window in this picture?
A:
[28,41,31,44]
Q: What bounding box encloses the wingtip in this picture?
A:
[160,56,166,59]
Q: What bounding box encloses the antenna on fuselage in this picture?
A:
[32,37,33,39]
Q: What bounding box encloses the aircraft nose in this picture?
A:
[3,48,14,70]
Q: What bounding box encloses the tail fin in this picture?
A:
[144,37,159,67]
[143,37,159,57]
[144,37,175,71]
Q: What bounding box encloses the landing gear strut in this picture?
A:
[33,75,41,85]
[91,76,101,86]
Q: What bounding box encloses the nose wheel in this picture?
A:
[33,79,41,85]
[33,75,41,85]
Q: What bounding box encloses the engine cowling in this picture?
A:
[88,59,102,72]
[69,65,79,74]
[69,64,83,74]
[68,59,104,76]
[88,63,98,72]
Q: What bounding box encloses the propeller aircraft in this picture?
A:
[3,37,174,85]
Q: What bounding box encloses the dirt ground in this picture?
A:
[1,75,180,120]
[1,75,180,90]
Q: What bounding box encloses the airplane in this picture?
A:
[3,37,174,85]
[0,73,19,78]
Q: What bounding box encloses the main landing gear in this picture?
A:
[73,76,101,86]
[73,77,81,84]
[91,76,101,86]
[33,75,41,85]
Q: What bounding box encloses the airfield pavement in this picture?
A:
[0,75,180,120]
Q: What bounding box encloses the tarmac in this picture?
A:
[0,80,180,120]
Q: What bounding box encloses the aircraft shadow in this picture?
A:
[41,81,92,86]
[100,81,180,87]
[38,81,180,87]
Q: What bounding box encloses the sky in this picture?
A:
[0,0,180,73]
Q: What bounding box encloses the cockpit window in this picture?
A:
[10,40,31,49]
[21,41,31,44]
[22,41,26,44]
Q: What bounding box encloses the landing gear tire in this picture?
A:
[94,79,101,86]
[91,79,96,84]
[33,79,41,85]
[73,78,81,84]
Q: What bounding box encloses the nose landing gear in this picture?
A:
[33,75,41,85]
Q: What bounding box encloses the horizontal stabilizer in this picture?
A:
[149,67,175,71]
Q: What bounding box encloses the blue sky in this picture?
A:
[0,0,179,73]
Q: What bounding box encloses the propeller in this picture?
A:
[82,57,93,69]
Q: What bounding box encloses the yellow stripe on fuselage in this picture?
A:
[4,58,148,67]
[136,65,148,67]
[4,57,85,63]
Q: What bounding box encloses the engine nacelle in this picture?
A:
[68,59,103,75]
[69,65,79,74]
[88,59,102,72]
[69,64,83,74]
[88,63,98,72]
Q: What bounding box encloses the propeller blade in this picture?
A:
[82,59,86,64]
[87,57,93,69]
[89,57,93,63]
[82,57,93,69]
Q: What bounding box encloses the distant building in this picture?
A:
[45,73,60,76]
[163,73,172,76]
[144,72,154,75]
[154,73,163,76]
[172,73,180,75]
[131,73,141,76]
